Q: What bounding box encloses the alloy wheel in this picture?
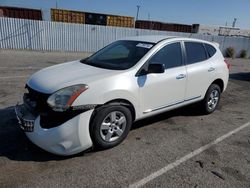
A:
[207,89,219,110]
[100,111,127,142]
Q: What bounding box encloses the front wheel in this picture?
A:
[90,105,132,149]
[201,84,221,114]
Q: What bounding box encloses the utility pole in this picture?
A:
[56,0,58,8]
[232,18,237,27]
[148,13,150,21]
[136,5,141,20]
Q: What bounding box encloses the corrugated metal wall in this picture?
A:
[1,17,250,56]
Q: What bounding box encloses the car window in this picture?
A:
[185,42,207,64]
[148,42,182,69]
[204,43,216,57]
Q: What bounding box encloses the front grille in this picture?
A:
[25,85,50,112]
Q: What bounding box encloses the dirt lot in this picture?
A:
[0,50,250,188]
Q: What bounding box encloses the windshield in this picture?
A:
[81,40,155,70]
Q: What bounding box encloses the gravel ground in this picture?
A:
[0,50,250,188]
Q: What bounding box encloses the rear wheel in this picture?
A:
[90,105,132,149]
[201,84,221,114]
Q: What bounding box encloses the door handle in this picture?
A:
[176,74,186,80]
[208,67,215,72]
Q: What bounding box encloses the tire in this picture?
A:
[201,84,221,114]
[90,105,132,149]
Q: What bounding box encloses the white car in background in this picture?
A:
[15,35,229,156]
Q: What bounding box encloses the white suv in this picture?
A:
[15,35,229,156]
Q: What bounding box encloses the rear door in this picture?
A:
[184,41,213,100]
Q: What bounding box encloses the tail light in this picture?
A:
[224,59,230,69]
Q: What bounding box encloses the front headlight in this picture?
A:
[47,84,88,112]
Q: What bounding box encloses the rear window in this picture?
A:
[204,43,217,57]
[185,42,207,64]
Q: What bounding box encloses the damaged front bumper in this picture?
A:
[15,103,94,155]
[15,103,38,132]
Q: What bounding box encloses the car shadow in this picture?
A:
[132,104,204,130]
[230,73,250,82]
[0,104,204,162]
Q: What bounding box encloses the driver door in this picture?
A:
[138,42,187,115]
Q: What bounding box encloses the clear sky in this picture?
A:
[1,0,250,29]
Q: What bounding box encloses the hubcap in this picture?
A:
[100,111,127,142]
[207,89,219,110]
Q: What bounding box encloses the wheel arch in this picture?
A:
[103,99,136,121]
[211,78,224,92]
[90,98,136,126]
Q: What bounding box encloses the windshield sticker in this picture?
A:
[136,43,153,49]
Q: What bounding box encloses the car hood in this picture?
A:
[27,60,118,93]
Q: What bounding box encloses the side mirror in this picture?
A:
[147,64,165,74]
